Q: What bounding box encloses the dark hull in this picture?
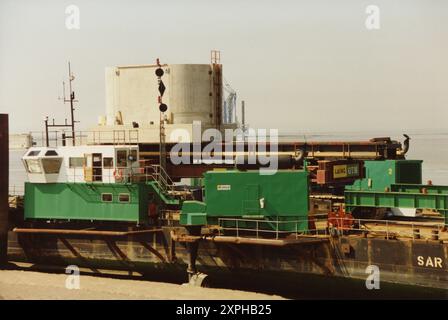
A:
[6,229,448,299]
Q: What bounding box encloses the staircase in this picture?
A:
[145,165,193,204]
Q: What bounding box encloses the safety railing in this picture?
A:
[145,164,175,194]
[30,129,140,147]
[51,163,191,200]
[217,217,447,241]
[217,217,328,240]
[329,217,448,241]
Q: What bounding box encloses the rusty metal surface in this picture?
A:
[13,227,163,237]
[6,229,448,290]
[0,114,8,264]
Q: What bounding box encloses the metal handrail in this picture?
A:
[29,129,140,147]
[217,217,447,241]
[38,163,189,199]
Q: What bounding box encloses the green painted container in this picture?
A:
[348,160,422,192]
[204,170,309,217]
[182,170,310,231]
[24,182,151,223]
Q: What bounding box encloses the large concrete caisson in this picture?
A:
[169,64,215,125]
[104,64,220,127]
[98,63,227,144]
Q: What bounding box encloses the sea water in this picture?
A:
[8,132,448,192]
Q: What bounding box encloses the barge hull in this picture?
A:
[6,229,448,298]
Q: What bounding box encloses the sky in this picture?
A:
[0,0,447,134]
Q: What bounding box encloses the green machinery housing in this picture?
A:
[180,170,310,232]
[23,159,448,226]
[24,181,178,224]
[345,160,448,223]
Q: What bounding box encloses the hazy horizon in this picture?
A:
[1,0,447,134]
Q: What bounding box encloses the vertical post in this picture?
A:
[0,114,9,266]
[241,100,245,131]
[236,220,239,238]
[256,220,259,239]
[44,117,49,147]
[68,62,76,146]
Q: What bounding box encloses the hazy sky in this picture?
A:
[0,0,447,134]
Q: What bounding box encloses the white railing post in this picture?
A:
[386,220,389,239]
[236,219,239,238]
[256,220,259,239]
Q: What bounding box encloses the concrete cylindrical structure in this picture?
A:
[0,114,8,265]
[169,64,214,125]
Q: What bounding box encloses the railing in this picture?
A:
[30,129,140,147]
[331,217,448,241]
[217,217,447,242]
[218,217,328,240]
[145,165,175,194]
[48,163,190,200]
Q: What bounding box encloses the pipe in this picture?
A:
[234,154,304,170]
[171,234,327,246]
[399,134,410,155]
[0,115,8,265]
[13,227,162,237]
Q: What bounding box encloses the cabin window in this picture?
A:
[25,159,42,173]
[45,150,58,156]
[101,193,113,202]
[118,193,130,203]
[93,154,101,163]
[103,157,113,169]
[69,157,85,168]
[41,158,62,174]
[116,150,127,168]
[27,150,40,156]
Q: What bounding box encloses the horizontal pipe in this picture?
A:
[13,228,162,237]
[171,233,327,246]
[139,151,383,158]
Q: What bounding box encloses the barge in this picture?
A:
[2,58,447,298]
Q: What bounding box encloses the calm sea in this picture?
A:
[8,132,448,193]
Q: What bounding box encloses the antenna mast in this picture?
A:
[44,62,79,147]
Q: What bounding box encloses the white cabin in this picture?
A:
[22,145,140,184]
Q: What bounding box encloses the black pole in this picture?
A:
[44,117,49,147]
[68,62,76,146]
[0,114,9,266]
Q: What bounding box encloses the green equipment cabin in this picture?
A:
[180,170,310,232]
